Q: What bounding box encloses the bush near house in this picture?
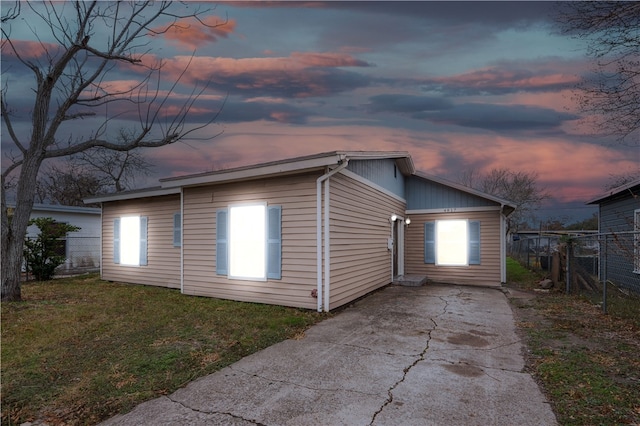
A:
[23,217,80,281]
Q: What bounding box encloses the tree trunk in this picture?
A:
[1,154,44,301]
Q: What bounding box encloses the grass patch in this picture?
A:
[506,257,544,288]
[508,283,640,425]
[1,274,328,425]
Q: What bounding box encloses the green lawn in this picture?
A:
[1,274,328,425]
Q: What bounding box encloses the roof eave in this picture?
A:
[83,187,181,204]
[586,179,640,205]
[160,151,413,189]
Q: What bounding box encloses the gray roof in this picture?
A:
[83,150,515,213]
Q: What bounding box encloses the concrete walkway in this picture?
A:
[101,285,557,425]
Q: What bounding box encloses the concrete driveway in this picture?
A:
[101,284,557,426]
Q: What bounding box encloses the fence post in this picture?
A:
[602,236,608,314]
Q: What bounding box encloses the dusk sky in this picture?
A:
[2,1,639,223]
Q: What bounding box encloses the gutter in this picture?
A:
[316,156,349,312]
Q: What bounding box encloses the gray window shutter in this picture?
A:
[469,220,481,265]
[113,218,121,264]
[216,209,228,275]
[173,212,181,247]
[267,205,282,279]
[424,222,435,264]
[140,216,148,266]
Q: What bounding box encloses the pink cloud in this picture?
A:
[505,90,577,113]
[1,40,60,60]
[154,51,369,76]
[132,51,370,98]
[142,119,632,208]
[151,16,237,50]
[432,67,580,92]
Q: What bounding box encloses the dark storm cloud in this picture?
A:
[155,53,373,99]
[228,2,555,27]
[366,94,453,114]
[415,103,577,131]
[217,68,372,99]
[217,100,312,124]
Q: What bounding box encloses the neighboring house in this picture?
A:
[586,178,640,291]
[24,203,102,274]
[85,151,515,312]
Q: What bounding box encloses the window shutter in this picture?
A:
[469,220,481,265]
[140,216,148,266]
[424,222,435,264]
[216,209,228,275]
[113,218,121,264]
[267,205,282,279]
[173,212,181,247]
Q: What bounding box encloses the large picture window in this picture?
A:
[113,216,148,266]
[216,204,281,280]
[424,220,480,266]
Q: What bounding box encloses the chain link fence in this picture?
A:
[23,236,100,279]
[509,232,639,317]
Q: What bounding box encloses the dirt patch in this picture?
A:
[504,284,640,425]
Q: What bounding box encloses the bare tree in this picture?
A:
[75,129,155,193]
[1,1,225,301]
[604,169,640,191]
[458,168,550,235]
[556,2,640,145]
[36,161,105,207]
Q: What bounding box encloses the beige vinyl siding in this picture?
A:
[405,210,502,286]
[182,172,320,309]
[102,195,181,288]
[328,172,406,309]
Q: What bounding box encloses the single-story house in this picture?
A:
[586,178,640,292]
[22,203,102,273]
[85,151,515,311]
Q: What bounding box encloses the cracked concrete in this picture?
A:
[100,285,556,426]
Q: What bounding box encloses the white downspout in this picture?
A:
[180,188,184,293]
[316,158,349,312]
[500,205,507,283]
[324,179,330,312]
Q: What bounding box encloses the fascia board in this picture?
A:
[83,187,181,204]
[160,154,345,188]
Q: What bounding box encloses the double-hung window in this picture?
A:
[216,204,282,280]
[424,219,480,266]
[113,216,148,266]
[173,212,181,247]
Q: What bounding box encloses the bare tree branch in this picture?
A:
[1,1,227,301]
[556,2,640,145]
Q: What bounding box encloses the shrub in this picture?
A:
[23,218,80,280]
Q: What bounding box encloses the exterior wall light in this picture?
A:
[405,218,411,226]
[390,214,398,222]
